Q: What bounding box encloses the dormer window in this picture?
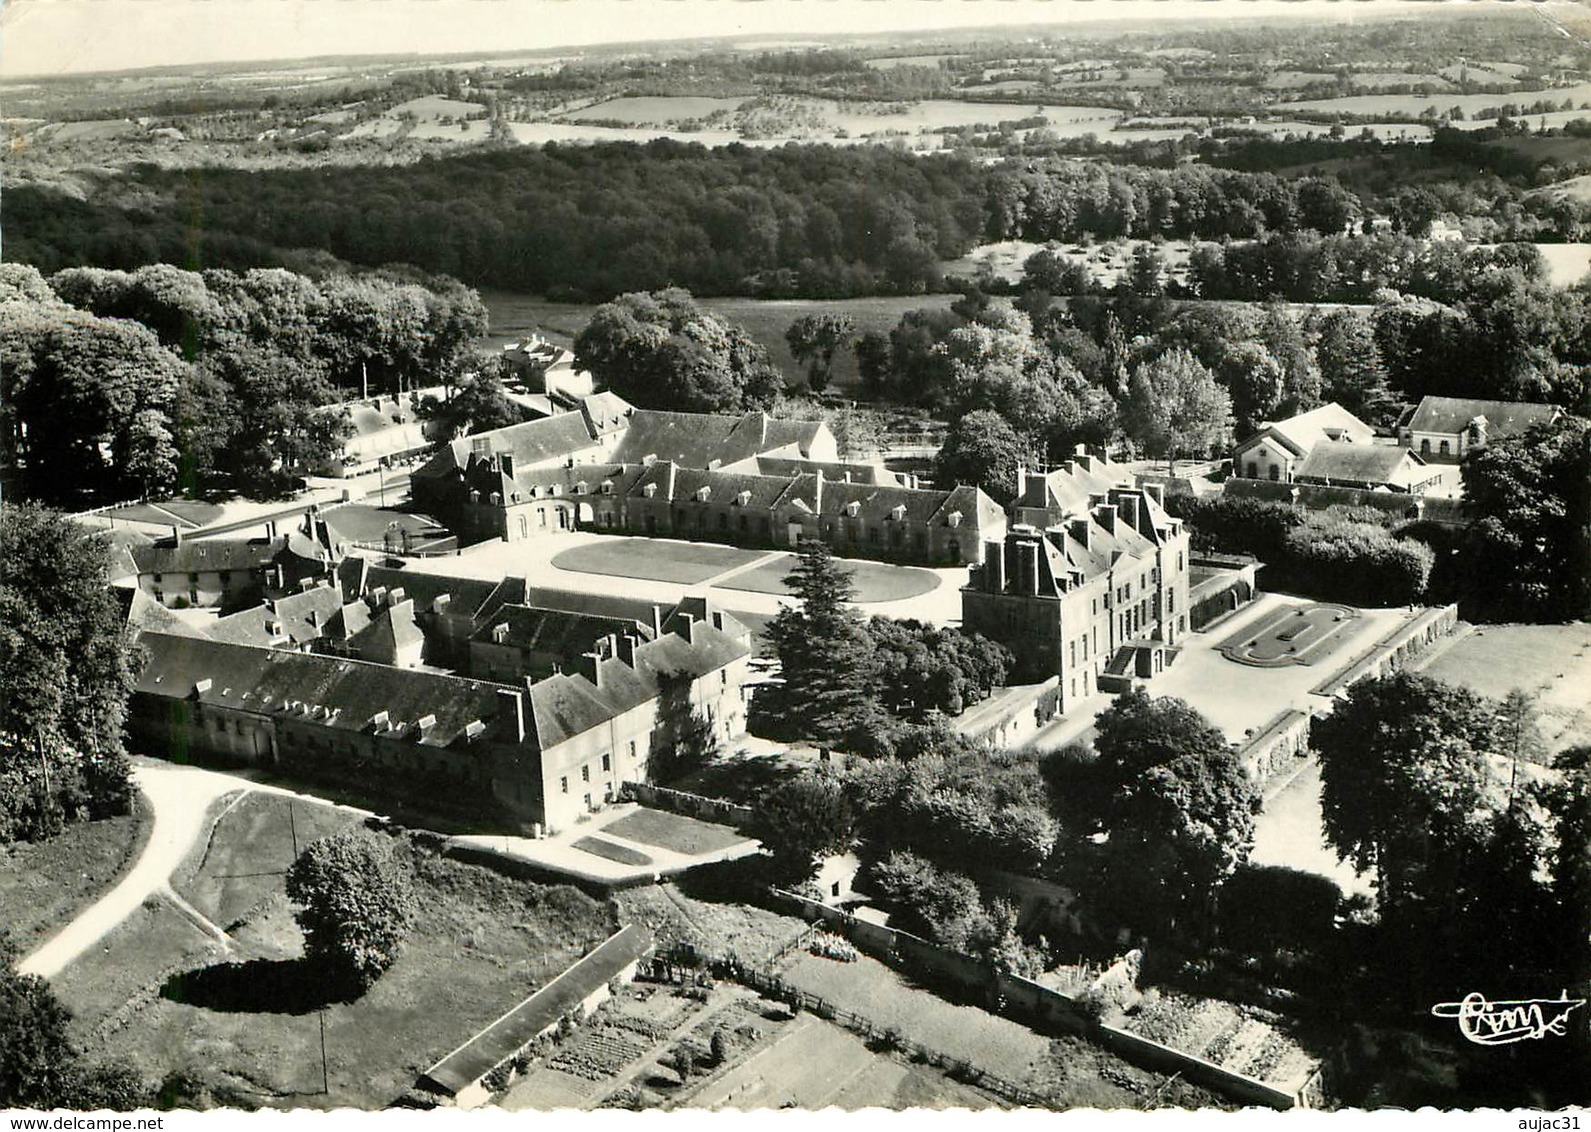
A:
[600,480,614,495]
[947,511,963,528]
[736,490,752,507]
[845,501,861,518]
[573,481,587,495]
[696,486,712,503]
[643,483,658,498]
[890,505,907,522]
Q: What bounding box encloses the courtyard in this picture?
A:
[396,529,967,637]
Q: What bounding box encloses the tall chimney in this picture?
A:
[1069,517,1092,549]
[616,633,638,667]
[500,453,515,479]
[814,468,824,516]
[170,525,182,546]
[1096,503,1118,531]
[1023,540,1042,595]
[1016,464,1028,501]
[990,541,1008,592]
[652,604,664,639]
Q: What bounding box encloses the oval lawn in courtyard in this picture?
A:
[715,554,940,603]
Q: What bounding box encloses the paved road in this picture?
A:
[17,759,368,980]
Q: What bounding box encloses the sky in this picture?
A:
[0,0,1496,80]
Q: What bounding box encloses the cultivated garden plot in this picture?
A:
[602,809,750,856]
[1124,993,1318,1094]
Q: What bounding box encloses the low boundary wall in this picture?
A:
[620,781,754,826]
[765,889,1307,1109]
[1310,604,1460,698]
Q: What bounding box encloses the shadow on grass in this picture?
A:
[160,957,348,1014]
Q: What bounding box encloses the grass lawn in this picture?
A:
[172,792,362,930]
[105,501,223,528]
[0,803,153,958]
[572,836,654,867]
[717,554,940,603]
[1417,623,1591,754]
[602,808,748,855]
[551,538,762,585]
[58,815,614,1110]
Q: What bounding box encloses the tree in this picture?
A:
[1022,244,1090,295]
[1121,348,1233,471]
[866,617,1012,717]
[1260,302,1322,415]
[1313,673,1498,916]
[756,538,885,752]
[417,362,523,443]
[0,934,79,1109]
[0,505,136,843]
[1462,415,1591,622]
[784,313,854,394]
[574,288,783,413]
[753,771,854,885]
[1316,309,1395,425]
[1087,688,1257,935]
[932,409,1034,506]
[285,827,417,996]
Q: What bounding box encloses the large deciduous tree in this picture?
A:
[0,505,136,843]
[756,538,885,752]
[784,313,854,394]
[0,935,79,1109]
[285,827,416,996]
[1086,688,1257,935]
[575,288,783,413]
[1462,415,1591,623]
[752,771,855,885]
[1315,308,1395,425]
[1122,348,1233,471]
[932,409,1034,506]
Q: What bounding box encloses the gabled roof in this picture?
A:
[1405,396,1561,438]
[133,632,519,748]
[1015,455,1129,516]
[1238,402,1374,458]
[578,392,635,436]
[1296,441,1424,485]
[349,599,424,659]
[131,536,283,577]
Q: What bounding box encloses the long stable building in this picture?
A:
[129,587,753,834]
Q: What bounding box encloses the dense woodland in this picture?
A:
[0,262,484,502]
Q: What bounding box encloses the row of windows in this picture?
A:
[151,571,233,584]
[558,747,624,795]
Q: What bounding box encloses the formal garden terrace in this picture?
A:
[1217,603,1361,669]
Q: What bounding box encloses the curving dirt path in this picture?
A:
[17,759,367,980]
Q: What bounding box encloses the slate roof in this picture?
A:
[1295,441,1424,485]
[349,599,425,660]
[133,632,516,748]
[609,410,829,469]
[471,605,653,655]
[421,925,653,1097]
[1014,455,1130,517]
[1405,396,1561,439]
[528,610,750,748]
[744,456,903,486]
[1238,402,1375,459]
[131,536,282,577]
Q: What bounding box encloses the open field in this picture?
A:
[173,792,361,929]
[1416,623,1591,754]
[0,805,152,957]
[551,539,763,585]
[54,802,613,1110]
[1284,80,1591,118]
[603,808,748,856]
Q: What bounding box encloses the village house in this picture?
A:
[962,483,1192,711]
[129,511,339,611]
[1398,395,1562,463]
[1232,402,1377,484]
[311,395,439,478]
[128,598,753,833]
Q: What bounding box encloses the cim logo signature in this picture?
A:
[1430,991,1588,1046]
